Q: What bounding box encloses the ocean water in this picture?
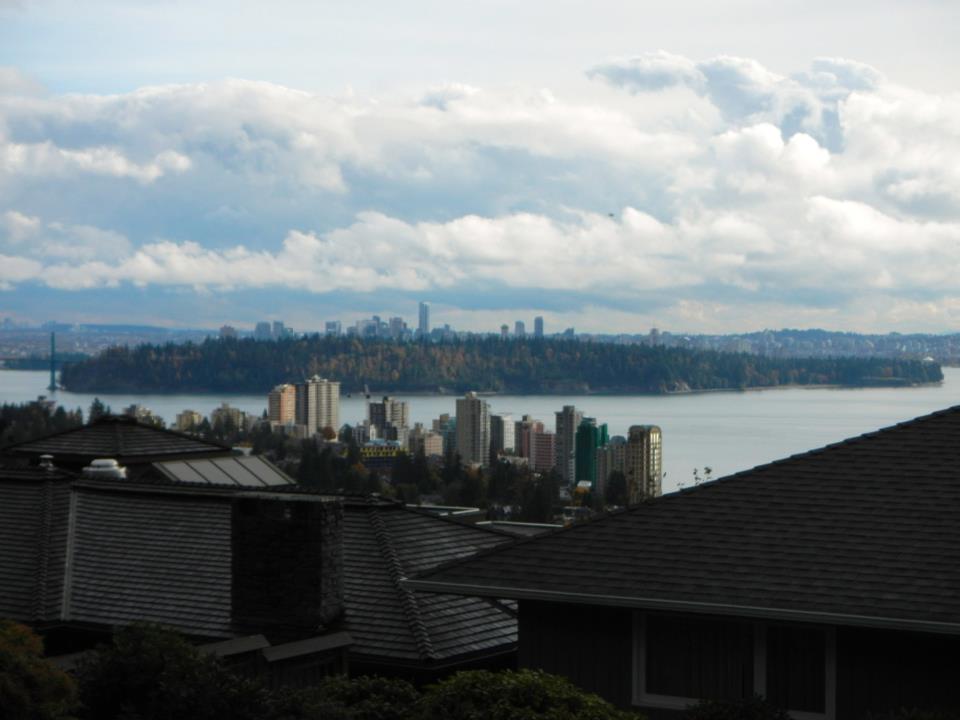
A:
[3,367,959,493]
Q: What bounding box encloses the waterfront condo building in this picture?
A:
[514,415,544,461]
[554,405,582,485]
[490,413,515,460]
[368,396,410,435]
[175,409,204,432]
[530,430,556,474]
[296,376,341,433]
[626,425,662,502]
[575,418,608,490]
[596,435,627,498]
[268,383,297,425]
[456,392,490,467]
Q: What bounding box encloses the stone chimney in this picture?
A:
[231,495,343,638]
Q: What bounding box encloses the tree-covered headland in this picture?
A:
[59,336,943,394]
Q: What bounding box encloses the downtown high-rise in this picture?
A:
[554,405,582,485]
[625,425,662,503]
[418,301,430,337]
[456,391,490,467]
[295,376,340,433]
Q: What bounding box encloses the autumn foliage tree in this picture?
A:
[0,619,76,720]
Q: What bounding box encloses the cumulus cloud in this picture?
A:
[1,210,132,261]
[2,54,960,331]
[589,52,888,151]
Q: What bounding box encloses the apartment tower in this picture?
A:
[455,391,491,467]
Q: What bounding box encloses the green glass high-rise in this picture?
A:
[575,417,608,490]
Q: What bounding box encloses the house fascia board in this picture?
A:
[402,579,960,636]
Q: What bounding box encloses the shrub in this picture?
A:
[285,674,420,720]
[0,619,76,720]
[417,669,641,720]
[684,696,791,720]
[74,622,272,720]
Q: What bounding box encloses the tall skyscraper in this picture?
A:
[626,425,662,503]
[514,414,544,460]
[418,301,430,337]
[268,383,297,424]
[489,413,514,460]
[596,435,627,498]
[514,320,526,338]
[368,396,410,434]
[325,320,341,336]
[534,316,544,338]
[575,418,602,488]
[530,430,556,473]
[254,321,272,340]
[554,405,582,485]
[295,376,340,433]
[456,391,491,467]
[432,413,457,455]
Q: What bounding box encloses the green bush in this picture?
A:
[283,674,420,720]
[417,669,641,720]
[683,695,791,720]
[74,623,272,720]
[0,619,76,720]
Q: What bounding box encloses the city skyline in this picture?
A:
[3,3,960,334]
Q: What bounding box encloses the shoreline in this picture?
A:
[12,379,943,400]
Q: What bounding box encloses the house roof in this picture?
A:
[2,415,232,466]
[341,497,517,666]
[407,405,960,635]
[63,482,236,637]
[0,451,518,661]
[0,461,330,640]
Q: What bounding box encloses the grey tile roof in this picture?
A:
[342,499,517,665]
[64,486,235,638]
[408,405,960,633]
[3,416,231,466]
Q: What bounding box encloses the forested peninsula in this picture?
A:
[58,336,944,394]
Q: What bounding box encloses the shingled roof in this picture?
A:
[407,405,960,634]
[342,497,517,667]
[2,415,232,467]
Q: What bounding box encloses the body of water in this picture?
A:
[4,368,960,493]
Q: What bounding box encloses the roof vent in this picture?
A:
[82,458,128,480]
[38,454,55,471]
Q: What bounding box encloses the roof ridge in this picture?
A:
[2,415,233,454]
[366,502,436,661]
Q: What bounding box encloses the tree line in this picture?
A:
[59,335,944,394]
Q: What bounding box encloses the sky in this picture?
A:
[2,0,960,334]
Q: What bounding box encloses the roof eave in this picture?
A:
[402,579,960,636]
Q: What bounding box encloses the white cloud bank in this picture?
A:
[3,54,960,331]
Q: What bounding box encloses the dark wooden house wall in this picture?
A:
[518,599,633,707]
[837,626,960,719]
[518,600,960,718]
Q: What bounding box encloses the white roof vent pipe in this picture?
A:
[82,458,127,480]
[38,454,55,471]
